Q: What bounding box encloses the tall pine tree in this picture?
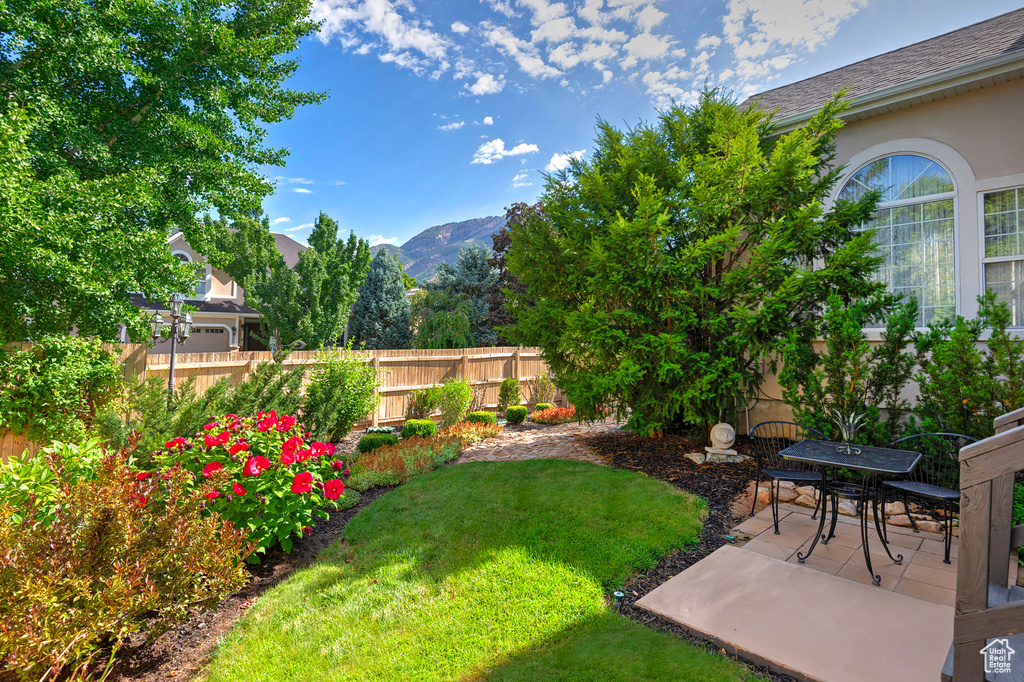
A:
[349,250,412,350]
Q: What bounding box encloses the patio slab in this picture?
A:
[637,545,953,682]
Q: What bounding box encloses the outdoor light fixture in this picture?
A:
[150,294,193,403]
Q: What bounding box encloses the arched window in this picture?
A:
[171,250,207,297]
[839,154,956,326]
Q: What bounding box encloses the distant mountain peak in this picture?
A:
[370,215,505,281]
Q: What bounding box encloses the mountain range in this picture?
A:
[370,214,505,282]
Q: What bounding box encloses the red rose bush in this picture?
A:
[157,411,348,560]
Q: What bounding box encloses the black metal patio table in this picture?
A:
[779,439,923,586]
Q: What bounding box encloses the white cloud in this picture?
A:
[602,69,612,83]
[635,5,666,31]
[641,67,700,108]
[276,176,314,184]
[472,138,540,164]
[511,170,532,188]
[368,234,399,246]
[482,0,516,18]
[722,0,866,73]
[520,0,568,26]
[292,188,313,194]
[285,223,314,232]
[532,16,576,43]
[271,217,291,225]
[620,32,675,69]
[312,0,451,76]
[695,33,722,50]
[334,180,348,185]
[483,22,562,79]
[438,120,466,131]
[483,116,494,125]
[451,20,470,34]
[545,149,585,172]
[465,72,506,95]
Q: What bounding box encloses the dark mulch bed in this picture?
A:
[105,486,392,682]
[584,430,794,682]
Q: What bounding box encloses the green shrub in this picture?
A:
[401,419,438,439]
[358,433,400,453]
[534,402,554,412]
[0,336,122,444]
[1014,483,1024,528]
[0,438,108,526]
[466,410,496,424]
[438,378,473,428]
[405,386,441,420]
[0,454,251,681]
[302,349,381,442]
[497,377,521,414]
[505,405,527,424]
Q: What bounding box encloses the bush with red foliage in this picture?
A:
[530,406,577,424]
[0,454,252,682]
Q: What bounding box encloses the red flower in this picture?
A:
[303,526,312,536]
[295,448,312,462]
[276,415,297,432]
[135,495,148,506]
[324,478,345,501]
[326,443,336,456]
[282,436,303,454]
[280,450,297,465]
[224,413,237,421]
[165,436,187,450]
[243,456,271,477]
[136,472,152,481]
[330,459,344,470]
[202,462,223,478]
[229,442,249,456]
[310,442,331,457]
[290,472,313,494]
[206,490,220,500]
[205,431,230,447]
[232,482,247,496]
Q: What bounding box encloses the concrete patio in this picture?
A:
[637,502,1019,682]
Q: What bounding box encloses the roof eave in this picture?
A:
[769,50,1024,134]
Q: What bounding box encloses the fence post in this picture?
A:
[513,347,520,382]
[372,356,380,427]
[461,352,469,381]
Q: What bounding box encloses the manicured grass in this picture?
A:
[203,459,755,681]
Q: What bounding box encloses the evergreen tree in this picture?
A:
[489,203,538,345]
[350,250,413,349]
[430,245,499,346]
[507,90,885,437]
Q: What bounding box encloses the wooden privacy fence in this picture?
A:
[2,345,558,461]
[140,346,559,427]
[946,406,1024,681]
[0,343,149,463]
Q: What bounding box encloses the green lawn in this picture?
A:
[202,459,755,681]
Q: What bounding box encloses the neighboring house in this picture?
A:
[744,7,1024,424]
[129,231,307,354]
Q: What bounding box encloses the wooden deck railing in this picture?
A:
[949,406,1024,680]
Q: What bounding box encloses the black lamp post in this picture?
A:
[150,293,193,403]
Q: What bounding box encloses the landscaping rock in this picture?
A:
[914,520,943,533]
[756,487,772,505]
[777,487,799,503]
[684,452,707,464]
[837,501,858,517]
[884,501,906,516]
[887,514,913,527]
[794,494,816,508]
[777,480,797,490]
[795,485,817,498]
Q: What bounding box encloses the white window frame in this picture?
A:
[840,153,959,329]
[979,182,1024,328]
[171,249,211,300]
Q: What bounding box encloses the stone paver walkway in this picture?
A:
[455,419,619,465]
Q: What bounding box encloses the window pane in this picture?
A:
[890,155,954,201]
[985,260,1024,326]
[985,189,1017,215]
[983,189,1024,258]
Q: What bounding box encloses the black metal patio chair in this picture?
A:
[748,421,830,534]
[884,432,978,563]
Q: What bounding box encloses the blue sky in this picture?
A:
[261,0,1020,247]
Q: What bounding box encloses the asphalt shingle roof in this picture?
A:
[745,8,1024,119]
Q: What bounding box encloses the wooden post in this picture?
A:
[953,481,992,682]
[460,352,468,381]
[372,356,380,427]
[989,472,1014,588]
[513,348,520,382]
